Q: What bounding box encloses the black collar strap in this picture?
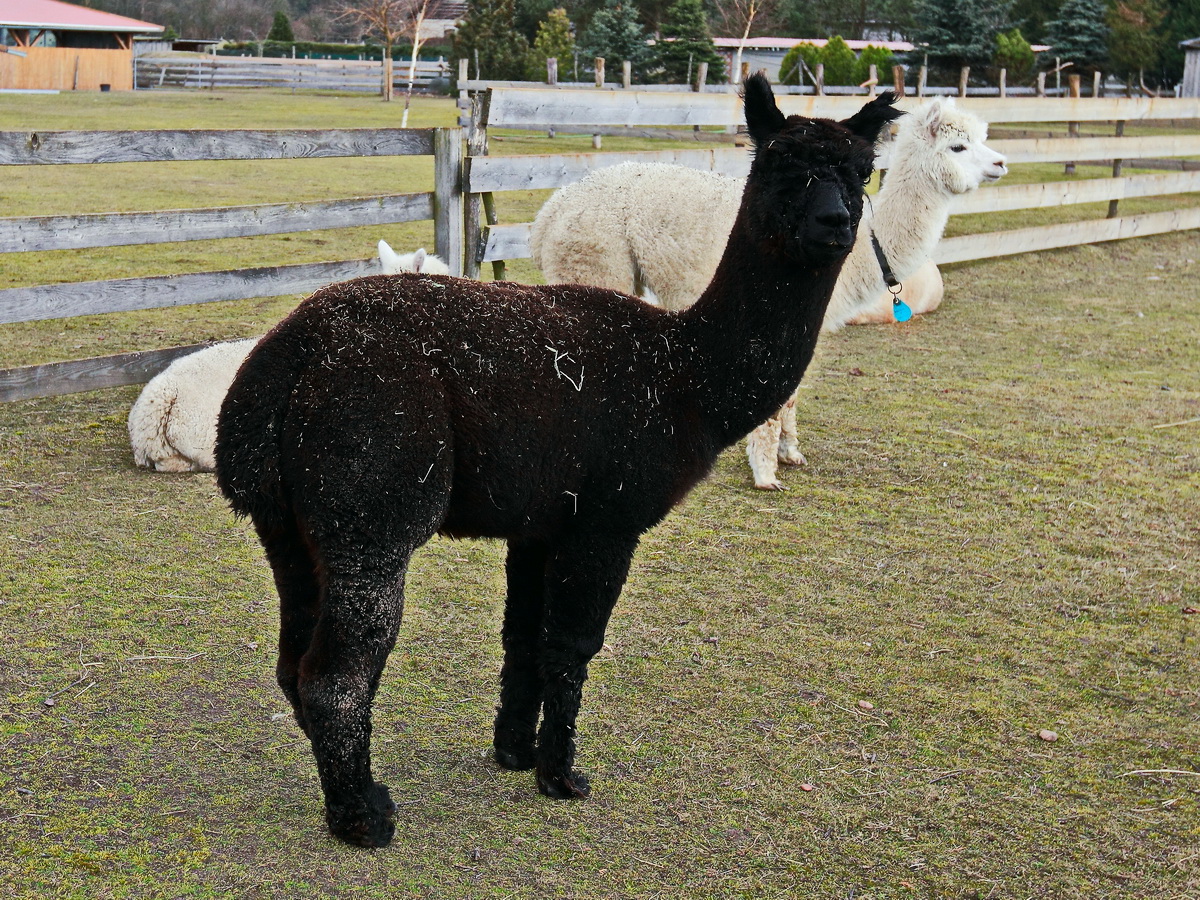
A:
[870,230,900,288]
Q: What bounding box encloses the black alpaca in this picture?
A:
[215,76,901,847]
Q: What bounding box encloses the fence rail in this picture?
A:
[134,53,450,92]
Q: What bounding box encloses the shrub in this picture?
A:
[779,42,822,85]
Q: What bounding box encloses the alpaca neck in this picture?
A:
[680,218,843,448]
[869,160,953,271]
[820,157,954,331]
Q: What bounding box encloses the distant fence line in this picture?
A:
[2,85,1200,403]
[134,53,451,93]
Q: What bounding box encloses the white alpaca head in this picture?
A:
[889,99,1007,195]
[377,239,451,276]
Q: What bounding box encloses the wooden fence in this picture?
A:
[463,88,1200,277]
[3,88,1200,403]
[134,53,451,92]
[0,127,463,402]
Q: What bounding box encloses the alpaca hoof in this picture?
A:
[778,449,807,467]
[754,481,787,491]
[537,769,591,799]
[325,782,397,848]
[494,744,537,771]
[494,724,537,770]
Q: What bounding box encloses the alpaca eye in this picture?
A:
[951,144,967,153]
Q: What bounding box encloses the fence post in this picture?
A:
[594,57,605,88]
[917,65,927,98]
[868,63,877,97]
[1093,70,1102,97]
[1065,74,1081,175]
[696,61,708,92]
[999,68,1006,98]
[622,60,631,89]
[958,66,969,97]
[892,65,905,98]
[1107,120,1126,218]
[433,127,464,277]
[740,61,751,85]
[1037,71,1046,97]
[547,57,557,85]
[815,63,825,96]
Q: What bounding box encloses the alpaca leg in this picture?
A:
[535,531,639,799]
[776,391,807,467]
[494,540,548,771]
[746,417,785,490]
[255,517,322,736]
[297,556,409,848]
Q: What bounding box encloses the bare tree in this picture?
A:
[336,0,429,104]
[713,0,779,84]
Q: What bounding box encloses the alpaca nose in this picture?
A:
[815,208,853,246]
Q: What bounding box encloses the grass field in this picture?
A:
[1,90,1198,899]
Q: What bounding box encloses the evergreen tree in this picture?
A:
[779,41,822,85]
[821,35,857,84]
[912,0,1014,75]
[656,0,726,84]
[267,11,295,43]
[993,27,1035,82]
[515,0,561,43]
[577,0,654,82]
[1160,0,1200,87]
[527,7,576,80]
[451,0,534,81]
[1107,0,1166,85]
[852,43,895,85]
[1045,0,1109,75]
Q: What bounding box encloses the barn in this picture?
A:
[0,0,162,92]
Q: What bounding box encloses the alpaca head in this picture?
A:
[741,75,903,268]
[894,99,1008,195]
[377,240,451,276]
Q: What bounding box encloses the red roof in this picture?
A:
[0,0,163,33]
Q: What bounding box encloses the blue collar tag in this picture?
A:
[892,295,913,322]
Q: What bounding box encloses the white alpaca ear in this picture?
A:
[922,100,945,140]
[378,240,399,271]
[412,248,427,273]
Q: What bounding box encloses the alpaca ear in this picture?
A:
[840,90,905,145]
[378,240,399,269]
[742,72,786,148]
[412,248,427,272]
[921,99,945,139]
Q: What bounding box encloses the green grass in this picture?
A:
[1,89,1198,899]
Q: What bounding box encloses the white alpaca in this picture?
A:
[128,242,449,472]
[530,98,1006,488]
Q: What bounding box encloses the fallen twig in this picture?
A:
[1119,768,1200,778]
[1152,417,1200,430]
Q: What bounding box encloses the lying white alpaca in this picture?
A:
[530,98,1006,488]
[128,242,449,472]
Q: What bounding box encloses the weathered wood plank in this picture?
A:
[481,223,532,263]
[467,147,749,192]
[433,128,465,277]
[0,193,434,253]
[989,134,1200,165]
[0,128,436,165]
[952,170,1200,215]
[484,87,1200,128]
[935,206,1200,264]
[0,342,217,402]
[0,259,379,325]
